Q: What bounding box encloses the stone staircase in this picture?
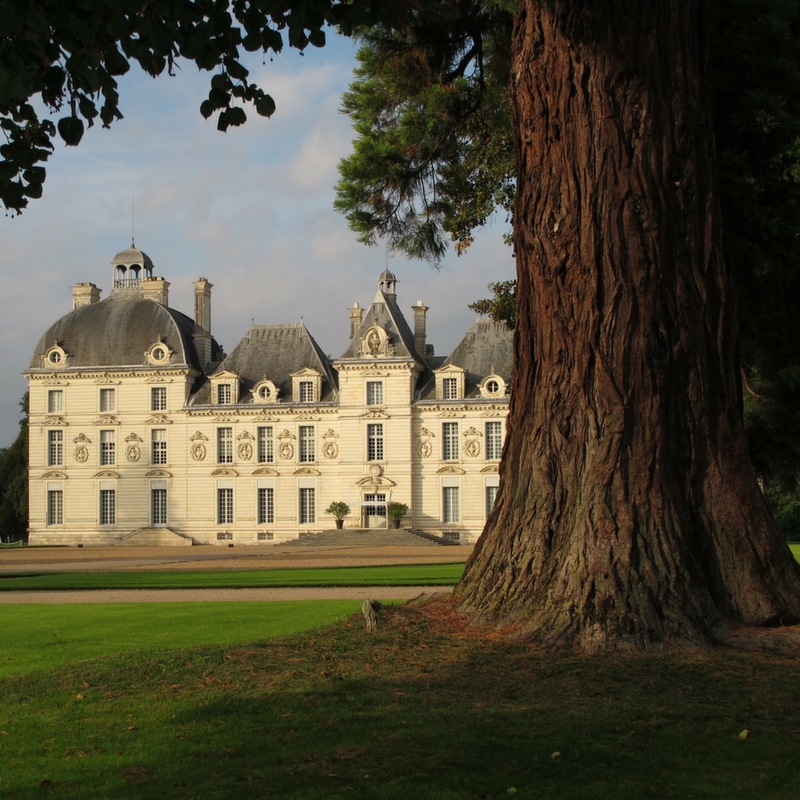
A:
[285,528,460,547]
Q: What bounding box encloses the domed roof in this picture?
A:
[111,244,154,270]
[30,292,201,371]
[378,269,397,282]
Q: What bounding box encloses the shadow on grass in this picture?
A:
[3,602,800,799]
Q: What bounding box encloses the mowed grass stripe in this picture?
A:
[0,600,368,679]
[0,562,465,591]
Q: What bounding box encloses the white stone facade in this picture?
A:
[26,247,511,546]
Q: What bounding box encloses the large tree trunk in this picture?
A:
[455,0,800,650]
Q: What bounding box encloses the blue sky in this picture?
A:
[0,33,514,446]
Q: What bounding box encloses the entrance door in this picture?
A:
[363,494,387,528]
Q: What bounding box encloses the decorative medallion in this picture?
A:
[238,442,253,461]
[279,442,294,460]
[464,439,481,458]
[191,443,207,461]
[74,446,89,463]
[419,441,432,458]
[126,445,141,462]
[323,441,339,460]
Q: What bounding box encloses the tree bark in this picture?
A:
[455,0,800,650]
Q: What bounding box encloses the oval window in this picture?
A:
[485,379,499,395]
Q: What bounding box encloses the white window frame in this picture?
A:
[257,426,274,463]
[47,389,63,414]
[99,488,116,526]
[99,388,115,412]
[299,487,316,524]
[99,430,115,466]
[443,485,460,524]
[442,377,459,400]
[366,381,384,406]
[217,487,234,525]
[298,425,315,463]
[217,383,232,405]
[151,485,168,526]
[367,423,384,462]
[299,381,315,403]
[151,429,167,465]
[485,421,503,461]
[217,427,233,464]
[47,489,63,526]
[258,487,275,525]
[48,429,63,466]
[442,422,459,461]
[486,485,499,517]
[151,386,167,411]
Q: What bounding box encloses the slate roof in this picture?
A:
[29,292,205,371]
[418,319,513,400]
[195,323,337,404]
[338,290,424,363]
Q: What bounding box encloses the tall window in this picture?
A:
[485,421,503,460]
[217,488,234,524]
[299,426,315,463]
[486,485,499,517]
[216,384,232,405]
[442,422,459,461]
[48,430,63,466]
[47,390,63,413]
[100,489,116,525]
[99,388,115,412]
[47,490,63,525]
[258,487,274,525]
[366,381,383,406]
[257,426,274,463]
[151,386,167,411]
[152,488,167,526]
[151,429,167,465]
[299,381,314,403]
[367,423,384,461]
[442,377,459,400]
[299,487,315,524]
[100,430,115,465]
[217,428,233,463]
[443,486,460,524]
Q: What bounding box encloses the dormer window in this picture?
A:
[253,378,279,404]
[210,371,240,405]
[434,365,466,401]
[479,374,507,398]
[217,384,232,405]
[291,369,322,404]
[44,343,67,368]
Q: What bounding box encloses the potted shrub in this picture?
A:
[387,502,408,529]
[325,501,351,530]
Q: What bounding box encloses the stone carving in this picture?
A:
[74,445,89,463]
[191,443,207,461]
[419,441,432,458]
[465,439,481,458]
[126,445,141,462]
[238,442,253,461]
[279,442,294,460]
[323,441,339,460]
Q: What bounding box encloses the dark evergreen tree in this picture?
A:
[0,394,28,542]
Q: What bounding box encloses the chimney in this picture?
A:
[193,278,213,369]
[72,282,101,309]
[349,302,364,339]
[413,300,428,358]
[140,276,170,306]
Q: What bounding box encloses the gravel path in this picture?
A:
[0,544,468,603]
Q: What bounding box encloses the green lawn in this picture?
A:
[0,562,465,591]
[0,600,368,679]
[1,602,799,799]
[790,543,800,561]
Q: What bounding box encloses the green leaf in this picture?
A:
[255,94,276,118]
[57,116,85,146]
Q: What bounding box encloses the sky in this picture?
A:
[0,33,514,447]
